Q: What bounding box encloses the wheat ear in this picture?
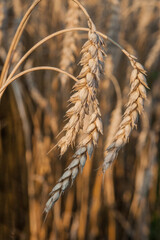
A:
[44,0,105,215]
[56,0,105,156]
[103,55,149,172]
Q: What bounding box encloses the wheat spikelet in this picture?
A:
[103,55,148,172]
[57,1,105,156]
[59,0,80,88]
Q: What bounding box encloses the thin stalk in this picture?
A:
[0,66,78,95]
[0,0,41,86]
[6,28,127,84]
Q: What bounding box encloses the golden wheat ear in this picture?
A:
[44,0,105,215]
[56,0,106,156]
[103,55,148,172]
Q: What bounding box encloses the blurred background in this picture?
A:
[0,0,160,239]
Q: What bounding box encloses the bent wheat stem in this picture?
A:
[0,0,41,86]
[5,28,130,88]
[0,66,78,95]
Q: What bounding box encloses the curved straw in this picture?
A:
[6,28,126,85]
[0,0,41,86]
[0,66,78,94]
[0,28,134,99]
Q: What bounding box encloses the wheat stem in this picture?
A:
[0,0,41,86]
[5,27,131,87]
[0,66,78,95]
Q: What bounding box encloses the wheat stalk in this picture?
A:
[103,54,149,172]
[0,27,133,100]
[0,26,130,98]
[0,0,41,99]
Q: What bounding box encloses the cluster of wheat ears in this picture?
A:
[0,0,148,219]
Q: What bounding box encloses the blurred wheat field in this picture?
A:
[0,0,160,240]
